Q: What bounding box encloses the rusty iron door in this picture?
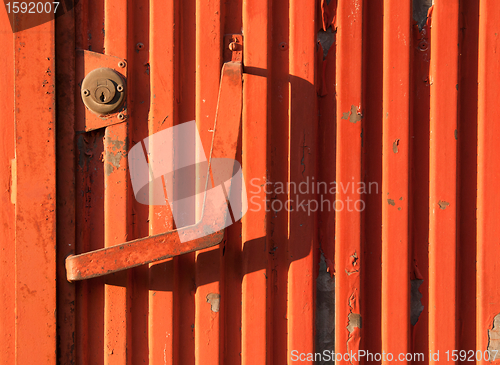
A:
[2,0,500,364]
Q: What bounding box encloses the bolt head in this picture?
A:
[229,42,237,51]
[117,113,125,120]
[117,85,124,92]
[118,61,126,68]
[83,89,90,96]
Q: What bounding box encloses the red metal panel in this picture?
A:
[194,0,222,363]
[6,0,500,364]
[0,9,16,365]
[288,0,317,363]
[429,2,459,363]
[14,13,57,365]
[241,0,268,364]
[335,0,363,363]
[148,0,176,363]
[478,1,500,364]
[382,1,411,363]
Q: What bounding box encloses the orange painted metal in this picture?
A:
[429,2,459,364]
[65,62,243,281]
[3,0,500,364]
[477,1,500,364]
[382,1,411,364]
[288,0,317,362]
[241,0,268,364]
[148,0,176,362]
[335,0,363,363]
[0,9,16,365]
[13,12,57,365]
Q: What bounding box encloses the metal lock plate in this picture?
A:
[81,67,125,115]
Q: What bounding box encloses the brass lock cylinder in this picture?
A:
[81,67,126,115]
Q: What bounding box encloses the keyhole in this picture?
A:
[100,92,106,102]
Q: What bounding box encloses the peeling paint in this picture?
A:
[345,252,359,276]
[347,313,362,333]
[393,139,400,153]
[388,198,395,206]
[317,27,336,59]
[413,0,432,31]
[438,200,449,210]
[105,151,123,176]
[410,279,424,325]
[341,105,362,124]
[206,293,220,313]
[346,292,361,364]
[488,314,500,358]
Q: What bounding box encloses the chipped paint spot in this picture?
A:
[347,313,362,333]
[349,105,362,124]
[393,139,400,153]
[345,252,360,276]
[346,292,361,363]
[388,199,396,206]
[411,279,424,325]
[438,200,450,210]
[105,151,123,176]
[107,151,123,169]
[206,293,220,312]
[488,314,500,358]
[342,105,362,123]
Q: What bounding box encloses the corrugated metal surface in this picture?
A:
[2,0,500,364]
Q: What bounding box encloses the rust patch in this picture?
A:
[438,200,450,210]
[393,139,400,153]
[342,112,349,120]
[488,314,500,359]
[206,293,221,313]
[388,199,396,206]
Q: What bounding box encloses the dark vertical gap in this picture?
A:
[361,0,384,362]
[268,0,290,362]
[410,0,432,361]
[457,0,479,361]
[55,3,77,364]
[75,1,106,363]
[316,1,337,363]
